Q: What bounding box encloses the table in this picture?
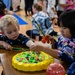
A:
[0,49,70,75]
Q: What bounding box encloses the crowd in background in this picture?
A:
[1,0,75,38]
[2,0,75,17]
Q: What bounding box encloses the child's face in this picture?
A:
[60,27,71,38]
[32,6,37,14]
[3,24,19,40]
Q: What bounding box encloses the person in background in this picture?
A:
[66,0,75,10]
[0,0,14,18]
[26,3,58,41]
[38,0,47,12]
[56,0,73,17]
[30,10,75,64]
[24,0,34,16]
[34,0,38,4]
[0,15,36,50]
[12,0,20,12]
[47,0,58,27]
[3,0,11,10]
[0,0,6,18]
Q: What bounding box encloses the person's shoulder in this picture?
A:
[39,11,49,18]
[58,35,65,41]
[19,33,30,39]
[32,12,38,18]
[19,33,25,37]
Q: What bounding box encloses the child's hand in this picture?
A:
[41,35,51,43]
[46,35,55,43]
[46,35,54,40]
[2,41,13,50]
[30,44,42,53]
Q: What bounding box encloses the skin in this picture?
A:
[30,26,72,58]
[32,6,38,14]
[4,8,14,15]
[0,24,19,50]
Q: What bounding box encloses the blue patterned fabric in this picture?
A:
[56,35,75,64]
[0,34,30,47]
[67,62,75,75]
[32,11,53,36]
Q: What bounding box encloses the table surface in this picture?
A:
[0,49,70,75]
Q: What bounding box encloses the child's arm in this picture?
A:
[30,45,59,58]
[4,8,14,15]
[30,44,75,64]
[0,41,13,50]
[26,40,35,48]
[46,35,57,48]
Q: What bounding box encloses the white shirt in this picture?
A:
[56,0,67,11]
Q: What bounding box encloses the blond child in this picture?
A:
[0,15,36,50]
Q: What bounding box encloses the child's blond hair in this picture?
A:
[0,15,18,31]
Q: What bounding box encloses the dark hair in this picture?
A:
[33,3,42,11]
[0,1,6,16]
[58,9,75,36]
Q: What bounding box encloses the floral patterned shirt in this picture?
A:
[56,35,75,63]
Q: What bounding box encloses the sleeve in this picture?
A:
[32,17,39,30]
[45,18,52,28]
[26,40,35,48]
[59,0,66,4]
[58,50,75,64]
[0,35,3,41]
[51,0,56,8]
[57,36,75,64]
[19,34,30,47]
[32,18,40,35]
[66,62,75,74]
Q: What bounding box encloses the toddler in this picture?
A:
[26,3,57,41]
[0,15,35,50]
[31,9,75,64]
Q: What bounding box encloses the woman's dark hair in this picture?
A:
[0,1,6,16]
[58,9,75,36]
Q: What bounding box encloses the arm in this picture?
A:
[30,43,75,64]
[59,0,73,8]
[0,41,13,50]
[30,44,59,58]
[59,4,73,8]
